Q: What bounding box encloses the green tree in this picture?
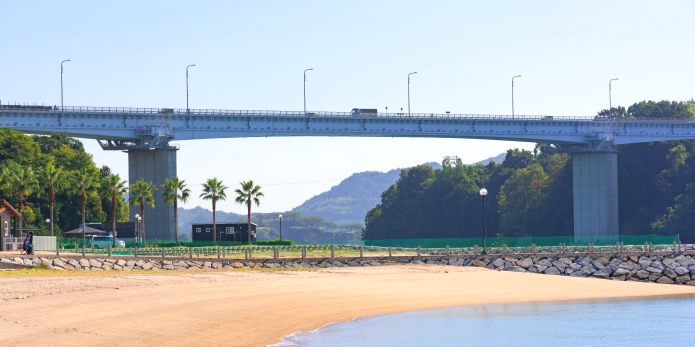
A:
[162,177,191,244]
[201,178,228,243]
[498,163,550,236]
[38,161,68,236]
[104,173,128,247]
[235,180,263,243]
[129,178,156,242]
[1,162,39,236]
[74,168,100,252]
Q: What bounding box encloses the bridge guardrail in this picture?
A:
[2,104,693,123]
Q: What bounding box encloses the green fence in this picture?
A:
[364,234,680,248]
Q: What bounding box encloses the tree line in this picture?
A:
[363,100,695,242]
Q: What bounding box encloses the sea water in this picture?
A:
[274,297,695,346]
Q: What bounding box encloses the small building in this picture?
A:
[0,199,21,251]
[191,222,257,242]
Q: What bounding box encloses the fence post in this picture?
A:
[189,247,192,259]
[359,246,363,259]
[149,248,153,256]
[134,246,138,258]
[331,245,335,259]
[274,247,278,259]
[502,244,508,255]
[162,246,165,259]
[531,243,536,255]
[388,246,392,259]
[445,245,450,255]
[108,243,112,257]
[474,244,478,255]
[417,245,421,257]
[302,246,306,259]
[679,241,682,252]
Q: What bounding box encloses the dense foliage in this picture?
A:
[0,132,129,235]
[364,100,695,242]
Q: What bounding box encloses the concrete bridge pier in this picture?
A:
[572,151,619,242]
[128,148,177,241]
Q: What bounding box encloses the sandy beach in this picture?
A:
[1,265,694,347]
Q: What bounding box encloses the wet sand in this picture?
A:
[1,265,694,346]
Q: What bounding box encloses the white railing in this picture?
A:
[3,103,693,123]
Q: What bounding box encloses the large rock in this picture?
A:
[575,256,593,266]
[638,257,652,269]
[612,268,631,277]
[675,275,691,285]
[557,257,573,265]
[52,259,65,268]
[663,268,678,279]
[79,259,90,267]
[635,270,650,280]
[656,276,675,284]
[471,260,487,267]
[517,258,534,269]
[552,261,567,272]
[528,265,547,273]
[536,259,552,268]
[592,269,611,279]
[141,262,154,270]
[544,267,562,275]
[646,266,663,274]
[676,257,695,268]
[490,258,504,268]
[675,266,690,276]
[591,260,606,270]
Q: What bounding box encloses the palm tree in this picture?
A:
[235,180,264,243]
[75,168,100,254]
[200,177,227,243]
[39,161,68,237]
[162,177,190,244]
[129,178,156,243]
[105,173,128,247]
[1,162,39,237]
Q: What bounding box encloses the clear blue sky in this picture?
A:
[1,1,694,214]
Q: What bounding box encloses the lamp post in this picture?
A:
[135,214,142,245]
[304,68,313,115]
[60,59,71,110]
[479,188,488,255]
[511,75,521,117]
[408,72,417,116]
[279,214,283,241]
[186,64,196,113]
[609,78,619,118]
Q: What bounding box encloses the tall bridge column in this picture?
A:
[572,151,619,242]
[128,148,177,241]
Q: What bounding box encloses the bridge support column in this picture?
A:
[572,152,619,242]
[128,148,177,241]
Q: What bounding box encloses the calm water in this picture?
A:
[274,297,695,347]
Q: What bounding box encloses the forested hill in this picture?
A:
[363,100,695,243]
[292,162,443,225]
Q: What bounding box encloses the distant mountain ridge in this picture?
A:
[292,162,443,225]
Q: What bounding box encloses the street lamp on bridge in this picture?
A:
[408,72,417,117]
[186,64,196,113]
[512,75,521,117]
[304,68,313,115]
[479,188,488,255]
[609,78,619,118]
[61,59,71,110]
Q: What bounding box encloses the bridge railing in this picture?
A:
[2,103,692,123]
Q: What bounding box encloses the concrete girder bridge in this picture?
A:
[2,105,695,241]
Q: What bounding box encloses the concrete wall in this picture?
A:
[573,152,619,241]
[128,148,177,241]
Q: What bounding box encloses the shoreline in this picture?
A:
[2,265,695,346]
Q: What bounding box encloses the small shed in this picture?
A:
[0,199,21,251]
[191,222,257,242]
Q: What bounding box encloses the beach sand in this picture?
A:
[1,265,694,346]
